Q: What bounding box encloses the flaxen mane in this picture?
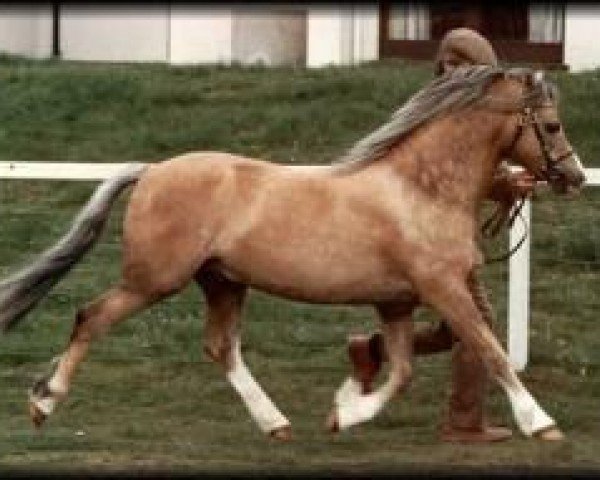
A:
[338,65,556,167]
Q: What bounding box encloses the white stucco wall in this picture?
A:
[306,8,348,67]
[232,7,306,66]
[564,4,600,72]
[169,7,232,64]
[0,5,53,58]
[0,4,375,67]
[351,6,379,64]
[170,7,307,66]
[60,5,169,62]
[306,6,378,67]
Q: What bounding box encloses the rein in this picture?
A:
[481,96,557,264]
[479,107,533,265]
[481,196,528,264]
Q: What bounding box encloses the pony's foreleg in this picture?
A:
[419,270,563,441]
[328,303,414,431]
[198,274,291,440]
[28,286,152,427]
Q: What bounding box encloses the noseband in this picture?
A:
[506,104,574,183]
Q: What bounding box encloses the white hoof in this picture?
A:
[534,426,565,441]
[28,393,57,429]
[269,425,293,441]
[30,394,57,416]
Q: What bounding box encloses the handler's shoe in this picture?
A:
[348,334,382,394]
[439,421,512,443]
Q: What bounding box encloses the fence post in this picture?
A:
[508,198,531,371]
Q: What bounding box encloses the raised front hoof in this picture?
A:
[269,425,293,442]
[325,409,340,433]
[28,401,48,429]
[534,426,564,441]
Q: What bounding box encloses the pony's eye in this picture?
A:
[544,122,561,134]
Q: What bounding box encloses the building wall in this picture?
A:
[564,4,600,73]
[306,6,378,67]
[169,7,232,64]
[351,6,379,65]
[232,7,306,66]
[0,5,305,66]
[306,8,348,67]
[0,5,53,58]
[0,4,599,72]
[60,5,169,62]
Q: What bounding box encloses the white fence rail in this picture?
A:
[2,161,600,371]
[0,161,130,180]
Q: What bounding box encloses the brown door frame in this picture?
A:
[379,3,564,67]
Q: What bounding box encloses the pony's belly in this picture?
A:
[215,259,413,305]
[259,280,414,305]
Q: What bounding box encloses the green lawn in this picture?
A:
[0,56,599,473]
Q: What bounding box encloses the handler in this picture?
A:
[347,28,536,443]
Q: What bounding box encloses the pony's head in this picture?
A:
[339,64,586,198]
[499,70,586,195]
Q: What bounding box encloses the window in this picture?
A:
[380,2,565,66]
[388,3,429,40]
[529,3,564,43]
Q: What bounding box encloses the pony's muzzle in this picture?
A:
[551,153,586,195]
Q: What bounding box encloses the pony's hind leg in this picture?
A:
[28,285,155,427]
[197,271,291,440]
[328,302,415,431]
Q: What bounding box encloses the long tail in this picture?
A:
[0,162,148,332]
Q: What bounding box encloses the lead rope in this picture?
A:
[482,196,529,265]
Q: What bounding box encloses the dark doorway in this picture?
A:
[379,2,564,67]
[430,2,528,40]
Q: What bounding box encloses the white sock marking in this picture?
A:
[30,356,67,417]
[48,369,68,396]
[31,395,56,416]
[502,381,555,436]
[333,376,395,429]
[226,340,290,433]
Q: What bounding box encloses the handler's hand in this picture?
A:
[507,170,537,198]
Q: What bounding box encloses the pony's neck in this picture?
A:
[383,107,507,213]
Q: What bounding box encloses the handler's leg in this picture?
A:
[198,272,291,440]
[440,272,512,442]
[441,343,511,442]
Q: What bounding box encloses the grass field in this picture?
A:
[0,56,599,473]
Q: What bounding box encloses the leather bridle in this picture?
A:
[483,96,573,264]
[505,103,574,184]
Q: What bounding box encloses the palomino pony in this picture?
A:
[0,66,585,442]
